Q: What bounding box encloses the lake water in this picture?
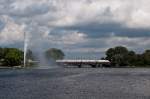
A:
[0,68,150,99]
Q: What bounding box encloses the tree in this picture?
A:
[0,48,9,59]
[126,51,137,66]
[106,46,129,67]
[45,48,65,60]
[26,49,34,60]
[0,47,3,59]
[3,48,23,66]
[114,46,128,55]
[106,48,115,61]
[142,50,150,66]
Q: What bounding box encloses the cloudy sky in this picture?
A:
[0,0,150,59]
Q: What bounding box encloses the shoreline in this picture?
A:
[1,66,150,69]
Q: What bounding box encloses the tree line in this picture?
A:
[0,47,64,67]
[1,46,150,67]
[105,46,150,67]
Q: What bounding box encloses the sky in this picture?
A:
[0,0,150,59]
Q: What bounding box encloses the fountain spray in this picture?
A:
[24,32,28,67]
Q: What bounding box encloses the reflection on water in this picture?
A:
[35,65,59,69]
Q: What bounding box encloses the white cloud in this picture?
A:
[40,0,150,28]
[6,0,149,28]
[0,0,150,28]
[65,47,107,53]
[46,32,87,45]
[0,15,24,45]
[61,32,87,45]
[0,0,150,57]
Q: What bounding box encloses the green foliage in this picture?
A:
[0,47,64,67]
[2,48,23,66]
[106,46,150,67]
[142,50,150,66]
[106,46,129,66]
[1,46,150,67]
[45,48,65,60]
[26,49,34,60]
[126,51,137,66]
[0,47,3,59]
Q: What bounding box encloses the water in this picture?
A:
[1,68,150,99]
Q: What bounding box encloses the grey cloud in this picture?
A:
[0,0,50,17]
[0,20,5,31]
[0,0,150,58]
[60,22,150,38]
[10,4,50,17]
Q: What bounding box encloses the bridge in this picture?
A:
[56,59,110,68]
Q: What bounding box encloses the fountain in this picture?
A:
[24,32,28,67]
[23,31,57,68]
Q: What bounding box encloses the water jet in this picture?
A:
[24,32,28,67]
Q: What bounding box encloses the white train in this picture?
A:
[56,59,110,68]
